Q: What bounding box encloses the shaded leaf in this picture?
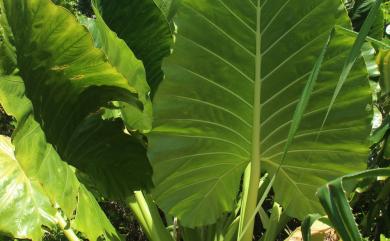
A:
[66,115,152,200]
[0,0,152,239]
[1,0,152,202]
[95,0,174,94]
[79,6,153,132]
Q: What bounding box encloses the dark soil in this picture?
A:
[100,201,148,241]
[0,105,14,136]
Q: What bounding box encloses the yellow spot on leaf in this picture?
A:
[70,75,85,80]
[51,65,69,71]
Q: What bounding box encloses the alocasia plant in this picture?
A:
[147,0,372,240]
[0,0,154,239]
[0,0,380,240]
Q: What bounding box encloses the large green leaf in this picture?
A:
[81,0,175,131]
[0,135,55,240]
[72,185,124,241]
[0,132,122,241]
[0,72,84,234]
[0,71,123,241]
[95,0,174,93]
[0,0,152,199]
[148,0,371,227]
[0,0,152,238]
[79,5,152,132]
[0,0,138,147]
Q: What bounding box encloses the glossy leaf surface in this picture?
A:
[0,136,55,240]
[1,0,152,199]
[0,0,151,239]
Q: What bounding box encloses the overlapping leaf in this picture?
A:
[65,115,152,200]
[79,4,152,132]
[0,72,85,239]
[148,0,371,227]
[95,0,174,93]
[0,132,122,241]
[0,0,152,239]
[1,0,152,198]
[0,135,55,240]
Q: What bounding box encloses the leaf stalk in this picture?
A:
[55,212,80,241]
[128,191,174,241]
[238,0,262,240]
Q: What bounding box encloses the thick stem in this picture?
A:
[238,1,262,240]
[55,212,80,241]
[128,191,174,241]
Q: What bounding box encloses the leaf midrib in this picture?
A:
[252,0,261,163]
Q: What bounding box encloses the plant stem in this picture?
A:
[128,191,174,241]
[238,0,262,240]
[55,212,80,241]
[262,204,290,241]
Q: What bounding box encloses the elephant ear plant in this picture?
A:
[0,0,379,241]
[0,0,158,240]
[148,0,373,240]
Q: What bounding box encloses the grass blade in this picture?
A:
[335,25,390,49]
[262,203,289,241]
[317,168,390,241]
[317,180,363,241]
[301,214,323,241]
